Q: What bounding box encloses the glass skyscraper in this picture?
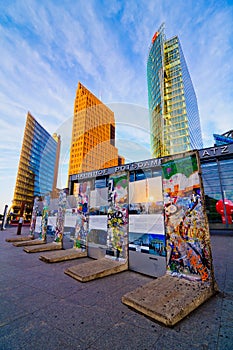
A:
[147,24,203,157]
[68,82,124,177]
[10,112,60,223]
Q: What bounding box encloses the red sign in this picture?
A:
[152,31,159,44]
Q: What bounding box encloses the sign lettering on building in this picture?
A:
[71,158,161,181]
[199,144,232,159]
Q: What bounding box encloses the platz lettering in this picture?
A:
[202,145,229,158]
[221,145,228,153]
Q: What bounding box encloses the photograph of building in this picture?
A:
[10,112,60,223]
[147,24,203,158]
[68,82,124,177]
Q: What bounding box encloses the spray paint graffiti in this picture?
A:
[29,196,39,237]
[106,172,128,261]
[40,194,50,241]
[162,153,212,283]
[54,190,67,243]
[73,182,90,250]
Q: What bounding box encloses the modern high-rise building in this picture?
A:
[213,130,233,146]
[147,24,203,158]
[68,82,124,176]
[10,112,60,223]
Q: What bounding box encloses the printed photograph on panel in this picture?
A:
[129,176,165,256]
[88,186,108,255]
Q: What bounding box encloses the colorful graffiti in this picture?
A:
[40,194,50,241]
[29,196,39,237]
[106,172,128,261]
[73,182,90,250]
[162,153,212,283]
[54,190,67,243]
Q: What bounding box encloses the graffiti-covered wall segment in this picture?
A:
[73,182,91,250]
[162,153,212,283]
[106,172,128,262]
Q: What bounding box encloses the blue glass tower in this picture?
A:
[147,24,203,157]
[11,112,60,223]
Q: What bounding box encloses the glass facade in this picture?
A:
[147,25,203,157]
[68,82,124,177]
[147,24,165,157]
[214,133,233,146]
[199,143,233,230]
[11,112,59,223]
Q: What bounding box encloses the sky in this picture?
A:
[0,0,233,213]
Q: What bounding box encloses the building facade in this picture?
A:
[69,143,233,231]
[199,142,233,230]
[147,24,203,157]
[213,129,233,146]
[68,82,124,177]
[10,112,60,223]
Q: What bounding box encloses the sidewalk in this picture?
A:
[0,226,232,349]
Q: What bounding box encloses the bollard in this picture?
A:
[17,217,24,235]
[16,202,25,235]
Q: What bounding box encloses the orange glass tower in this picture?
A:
[68,82,124,176]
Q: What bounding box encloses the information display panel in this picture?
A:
[128,174,166,277]
[88,187,108,259]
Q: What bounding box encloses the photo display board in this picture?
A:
[88,186,108,259]
[129,176,165,257]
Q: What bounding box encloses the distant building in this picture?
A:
[68,82,124,177]
[10,112,60,223]
[214,130,233,146]
[147,24,203,157]
[51,132,61,199]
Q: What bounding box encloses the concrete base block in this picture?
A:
[24,242,62,253]
[39,248,87,263]
[6,235,34,242]
[122,274,217,327]
[13,238,46,247]
[65,258,128,282]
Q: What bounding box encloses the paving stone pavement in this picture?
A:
[0,226,232,350]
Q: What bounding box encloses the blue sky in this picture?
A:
[0,0,233,212]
